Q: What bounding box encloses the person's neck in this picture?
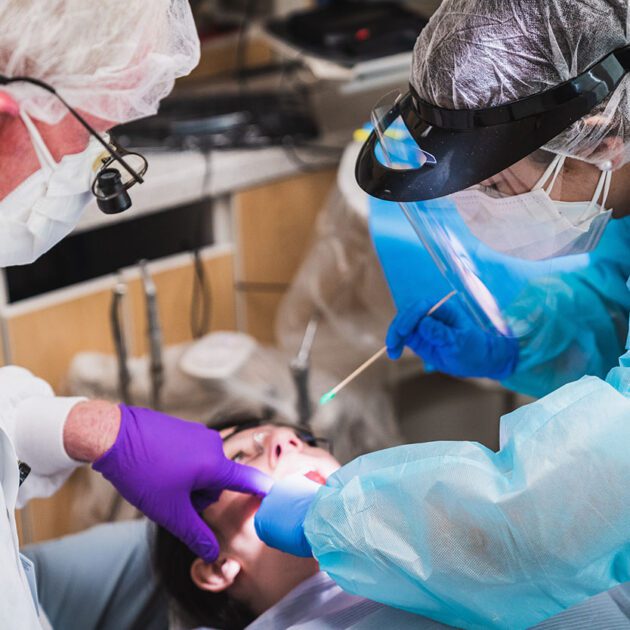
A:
[247,559,319,615]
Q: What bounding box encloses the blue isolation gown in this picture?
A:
[502,216,630,397]
[300,202,630,629]
[304,328,630,628]
[369,192,630,398]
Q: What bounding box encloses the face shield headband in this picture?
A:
[355,44,630,203]
[360,45,630,340]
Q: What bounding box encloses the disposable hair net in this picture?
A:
[0,0,200,124]
[411,0,630,167]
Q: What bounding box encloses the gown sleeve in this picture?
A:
[305,361,630,629]
[0,365,84,507]
[502,217,630,398]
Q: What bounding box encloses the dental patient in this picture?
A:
[154,414,447,629]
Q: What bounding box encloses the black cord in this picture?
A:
[235,0,256,90]
[281,136,342,172]
[281,138,322,172]
[191,248,212,339]
[0,74,144,184]
[184,140,213,339]
[179,60,305,88]
[201,146,213,198]
[273,50,344,172]
[291,141,347,153]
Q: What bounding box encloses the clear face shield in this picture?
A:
[370,91,614,338]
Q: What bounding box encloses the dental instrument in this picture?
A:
[319,290,457,405]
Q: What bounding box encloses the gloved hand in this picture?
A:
[254,474,321,557]
[386,298,519,380]
[93,405,272,562]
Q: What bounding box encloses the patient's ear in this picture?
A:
[191,556,242,593]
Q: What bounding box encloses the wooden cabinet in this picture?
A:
[3,246,236,392]
[234,168,336,342]
[9,166,337,543]
[9,246,236,543]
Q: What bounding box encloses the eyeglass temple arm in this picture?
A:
[0,75,143,184]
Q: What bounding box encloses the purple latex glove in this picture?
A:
[93,405,273,562]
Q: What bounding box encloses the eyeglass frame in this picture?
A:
[210,413,333,455]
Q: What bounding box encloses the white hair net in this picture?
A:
[411,0,630,167]
[0,0,200,124]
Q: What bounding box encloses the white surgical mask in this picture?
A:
[453,154,613,261]
[0,111,105,267]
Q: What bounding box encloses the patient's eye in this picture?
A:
[224,428,266,463]
[230,450,248,463]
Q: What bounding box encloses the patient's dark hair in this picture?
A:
[154,525,255,630]
[153,411,271,630]
[154,527,256,630]
[154,409,326,630]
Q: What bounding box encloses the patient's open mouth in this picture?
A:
[305,470,327,485]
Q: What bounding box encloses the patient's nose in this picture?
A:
[268,427,303,469]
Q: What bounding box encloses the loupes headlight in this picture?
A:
[92,147,148,215]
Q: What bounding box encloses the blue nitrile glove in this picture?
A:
[254,474,321,557]
[386,298,519,380]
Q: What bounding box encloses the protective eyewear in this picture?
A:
[360,45,630,340]
[212,415,332,455]
[0,75,148,214]
[356,44,630,202]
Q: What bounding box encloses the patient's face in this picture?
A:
[198,424,340,613]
